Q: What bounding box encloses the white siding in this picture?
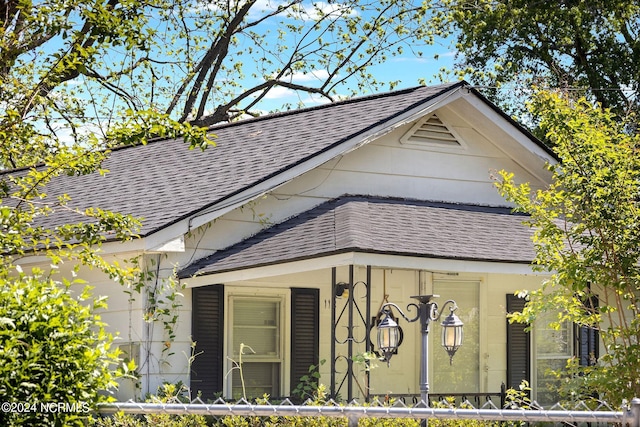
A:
[24,96,555,400]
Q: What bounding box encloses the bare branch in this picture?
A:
[179,0,257,122]
[191,80,332,127]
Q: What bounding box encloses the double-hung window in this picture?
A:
[533,312,573,406]
[506,294,598,407]
[228,294,286,399]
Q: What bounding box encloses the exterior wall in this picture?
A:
[179,102,550,258]
[20,100,554,400]
[48,251,203,400]
[179,264,547,401]
[15,250,149,401]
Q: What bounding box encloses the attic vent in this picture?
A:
[401,114,463,148]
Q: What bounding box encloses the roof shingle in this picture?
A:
[8,83,471,236]
[178,196,535,278]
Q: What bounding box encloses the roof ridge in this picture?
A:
[201,82,463,133]
[47,83,463,162]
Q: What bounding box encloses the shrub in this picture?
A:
[90,383,209,427]
[0,272,123,426]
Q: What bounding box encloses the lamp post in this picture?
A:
[377,295,463,406]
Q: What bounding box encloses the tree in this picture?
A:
[439,0,640,117]
[0,123,151,425]
[1,0,439,419]
[0,275,135,426]
[2,0,439,169]
[1,0,212,421]
[496,90,640,404]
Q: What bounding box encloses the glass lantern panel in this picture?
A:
[378,320,399,351]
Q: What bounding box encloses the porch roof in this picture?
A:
[178,196,536,278]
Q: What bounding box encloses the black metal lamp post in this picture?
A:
[377,295,463,406]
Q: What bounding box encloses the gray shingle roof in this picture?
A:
[178,196,536,278]
[11,82,483,237]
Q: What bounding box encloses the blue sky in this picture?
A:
[164,0,461,115]
[41,0,461,136]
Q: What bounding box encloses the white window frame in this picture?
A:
[224,288,291,399]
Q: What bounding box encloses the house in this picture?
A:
[13,81,594,406]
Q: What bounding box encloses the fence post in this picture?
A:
[626,398,640,427]
[347,414,359,427]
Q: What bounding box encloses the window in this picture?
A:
[506,294,599,407]
[192,286,319,401]
[432,280,480,394]
[533,312,573,406]
[228,295,286,399]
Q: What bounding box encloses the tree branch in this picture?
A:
[179,0,257,122]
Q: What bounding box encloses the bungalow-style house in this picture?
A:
[13,81,598,406]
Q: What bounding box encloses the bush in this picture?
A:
[90,383,209,427]
[0,271,123,426]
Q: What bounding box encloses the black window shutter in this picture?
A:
[506,294,530,390]
[290,288,320,395]
[191,285,224,401]
[576,295,599,366]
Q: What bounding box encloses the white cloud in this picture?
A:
[248,69,334,106]
[262,85,296,99]
[299,93,333,105]
[264,69,330,84]
[296,1,358,21]
[289,69,330,83]
[190,0,286,17]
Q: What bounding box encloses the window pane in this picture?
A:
[231,362,280,399]
[536,322,570,356]
[535,358,565,407]
[535,312,572,407]
[229,296,284,400]
[432,281,480,394]
[233,298,280,356]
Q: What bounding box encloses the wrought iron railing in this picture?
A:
[371,389,507,409]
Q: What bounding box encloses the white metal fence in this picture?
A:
[97,397,640,426]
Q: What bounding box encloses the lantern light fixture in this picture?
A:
[375,295,463,406]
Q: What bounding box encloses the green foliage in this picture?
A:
[0,3,213,419]
[291,359,325,401]
[90,412,145,427]
[502,381,535,410]
[437,0,640,117]
[2,0,441,145]
[428,398,500,427]
[90,383,210,427]
[91,411,209,427]
[0,273,123,426]
[358,414,419,427]
[496,90,640,404]
[142,383,210,427]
